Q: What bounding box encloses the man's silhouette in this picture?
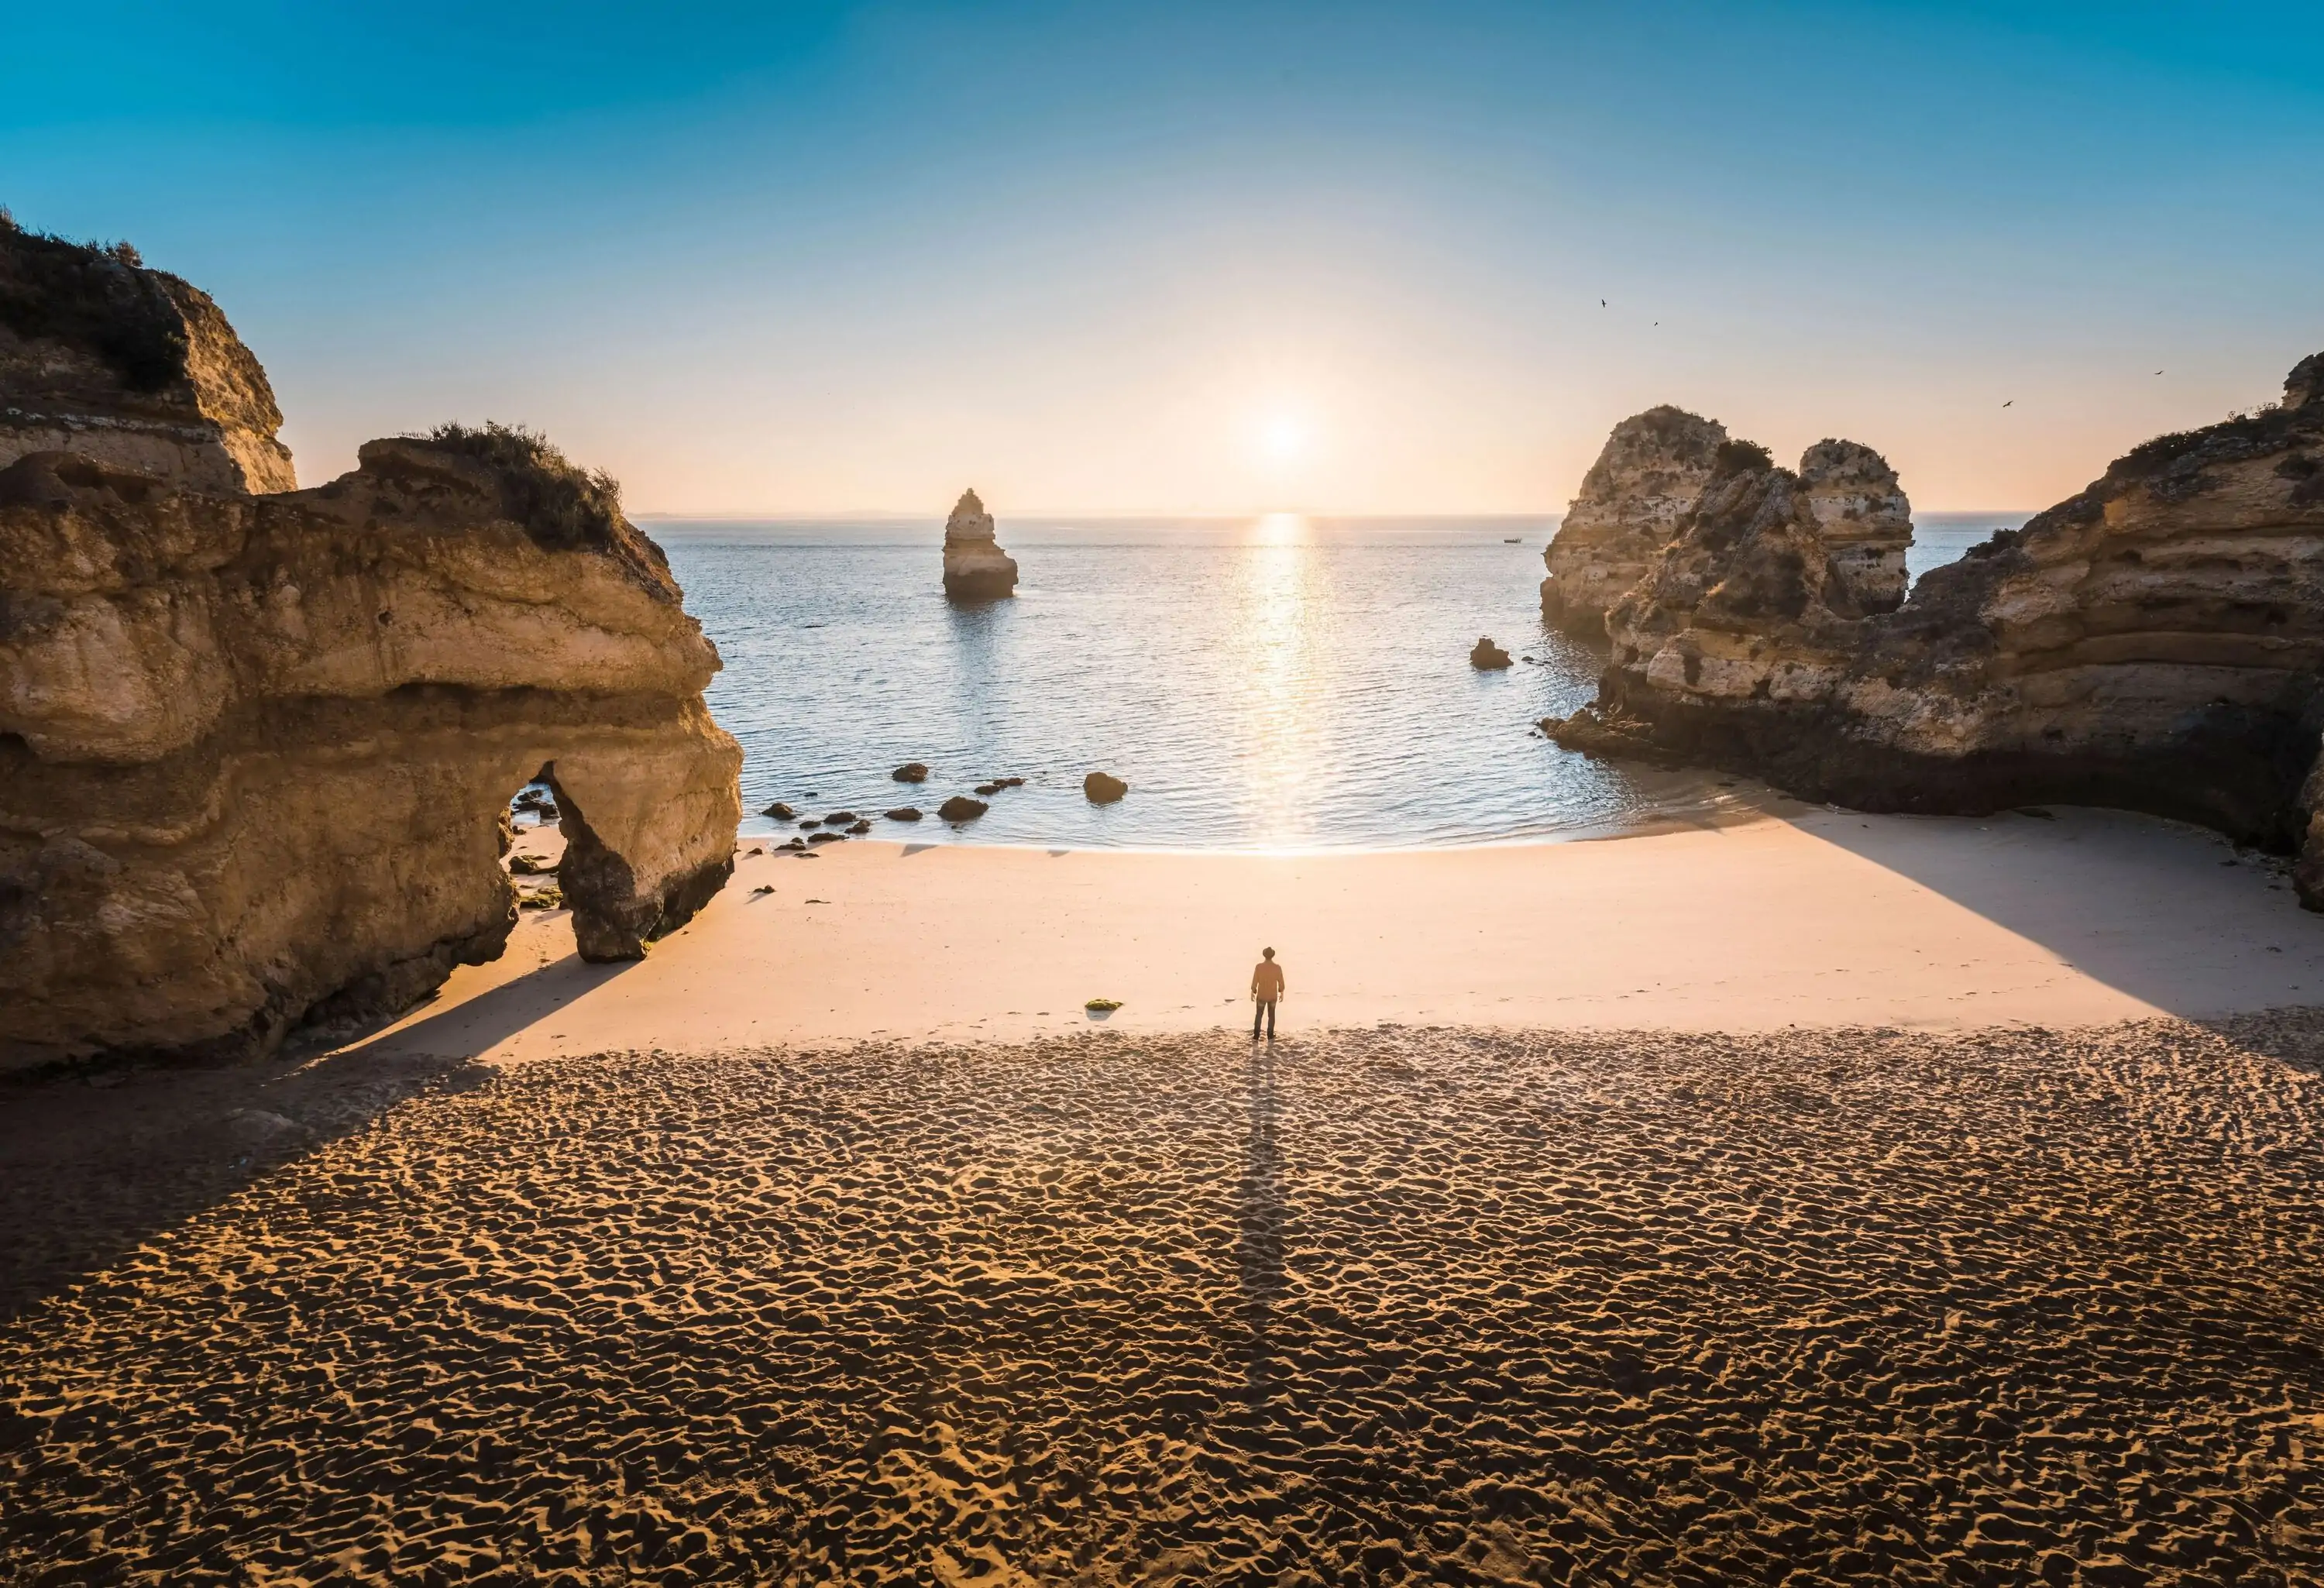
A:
[1250,947,1285,1040]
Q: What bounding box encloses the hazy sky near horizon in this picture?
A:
[5,2,2319,514]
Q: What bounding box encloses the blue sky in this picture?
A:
[5,2,2319,512]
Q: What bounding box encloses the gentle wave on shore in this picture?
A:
[654,514,2020,852]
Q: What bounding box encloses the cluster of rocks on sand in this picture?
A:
[0,222,741,1067]
[761,769,1122,829]
[1541,350,2324,906]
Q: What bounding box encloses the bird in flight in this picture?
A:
[2155,370,2164,375]
[2003,400,2013,407]
[1600,298,1606,308]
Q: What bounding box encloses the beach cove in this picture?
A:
[5,803,2322,1581]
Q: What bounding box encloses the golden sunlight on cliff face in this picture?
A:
[1230,514,1324,847]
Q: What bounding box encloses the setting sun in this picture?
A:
[1255,410,1314,466]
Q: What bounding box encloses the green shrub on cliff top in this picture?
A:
[0,208,186,392]
[420,420,629,552]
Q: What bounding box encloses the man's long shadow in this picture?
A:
[0,948,635,1322]
[1236,1040,1289,1417]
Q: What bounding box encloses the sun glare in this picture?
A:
[1256,411,1312,466]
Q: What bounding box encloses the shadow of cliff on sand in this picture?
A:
[0,942,640,1322]
[0,1043,493,1322]
[328,940,641,1064]
[1787,804,2324,1019]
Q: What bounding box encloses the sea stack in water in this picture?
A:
[1541,406,1727,638]
[1545,348,2324,904]
[1470,636,1513,669]
[0,228,741,1067]
[941,488,1018,600]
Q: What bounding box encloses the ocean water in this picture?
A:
[651,511,2025,852]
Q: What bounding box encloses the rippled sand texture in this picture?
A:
[5,1019,2322,1585]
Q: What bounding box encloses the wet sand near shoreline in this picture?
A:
[5,1017,2321,1584]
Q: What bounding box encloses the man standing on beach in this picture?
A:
[1250,947,1285,1040]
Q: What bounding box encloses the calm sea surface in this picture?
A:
[649,511,2023,852]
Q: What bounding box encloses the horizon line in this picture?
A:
[630,505,2039,522]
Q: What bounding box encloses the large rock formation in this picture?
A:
[1540,407,1727,637]
[941,488,1018,600]
[1798,438,1913,613]
[1548,350,2324,901]
[1,215,296,494]
[0,232,741,1067]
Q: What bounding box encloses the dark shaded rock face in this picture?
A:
[1549,350,2324,905]
[0,247,742,1067]
[1084,772,1128,805]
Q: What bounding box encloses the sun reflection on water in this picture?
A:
[1230,514,1325,848]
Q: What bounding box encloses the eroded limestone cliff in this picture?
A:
[1540,407,1727,637]
[0,233,741,1066]
[1548,351,2324,901]
[941,487,1018,600]
[1,216,295,494]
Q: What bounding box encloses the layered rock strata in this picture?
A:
[0,235,741,1065]
[1540,407,1727,636]
[1,217,295,494]
[941,488,1018,600]
[1548,351,2324,902]
[1798,438,1913,613]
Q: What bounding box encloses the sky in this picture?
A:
[4,2,2320,516]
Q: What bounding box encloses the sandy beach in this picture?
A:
[5,808,2324,1584]
[382,802,2324,1057]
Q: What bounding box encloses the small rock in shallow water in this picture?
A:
[847,820,871,835]
[975,782,1002,796]
[938,795,989,822]
[799,819,821,830]
[885,807,923,822]
[892,763,928,783]
[807,831,844,845]
[761,802,796,820]
[1084,772,1128,805]
[823,810,858,826]
[1470,636,1513,669]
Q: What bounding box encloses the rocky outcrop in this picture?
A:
[942,488,1018,600]
[1798,438,1913,614]
[0,235,741,1066]
[1547,350,2324,901]
[1,217,296,495]
[1541,407,1727,637]
[1470,637,1512,669]
[1084,772,1128,805]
